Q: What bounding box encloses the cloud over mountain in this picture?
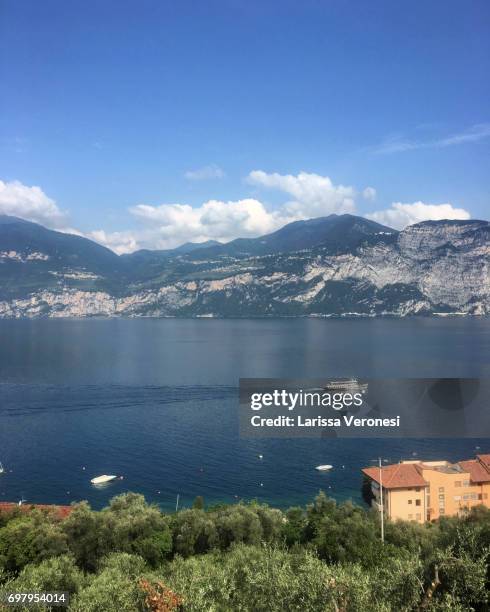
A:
[247,170,356,218]
[366,201,471,229]
[0,175,475,254]
[124,171,363,251]
[129,198,282,249]
[0,180,67,228]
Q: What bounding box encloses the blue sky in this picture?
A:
[1,0,489,252]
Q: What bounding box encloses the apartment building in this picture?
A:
[362,454,490,523]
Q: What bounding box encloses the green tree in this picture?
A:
[171,509,218,557]
[0,492,488,610]
[164,543,376,611]
[0,555,85,611]
[62,494,172,571]
[0,512,68,574]
[61,501,109,572]
[69,553,150,612]
[282,506,307,547]
[104,493,172,567]
[305,494,385,567]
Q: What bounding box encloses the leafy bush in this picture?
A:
[62,493,172,571]
[0,555,84,612]
[69,553,150,612]
[0,512,68,573]
[0,492,488,611]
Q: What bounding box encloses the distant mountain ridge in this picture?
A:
[183,214,396,259]
[125,239,222,262]
[0,213,488,317]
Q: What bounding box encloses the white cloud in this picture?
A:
[86,230,139,255]
[0,179,67,227]
[129,198,283,250]
[437,123,490,146]
[9,173,472,256]
[0,179,141,255]
[184,164,225,180]
[373,123,490,155]
[366,201,471,229]
[129,170,364,251]
[362,186,376,201]
[247,170,356,218]
[0,172,363,253]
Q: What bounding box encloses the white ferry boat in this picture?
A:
[323,378,368,394]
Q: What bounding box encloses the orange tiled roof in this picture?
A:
[0,502,73,519]
[362,463,428,489]
[477,454,490,470]
[459,459,490,484]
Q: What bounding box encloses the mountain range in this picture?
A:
[0,213,488,317]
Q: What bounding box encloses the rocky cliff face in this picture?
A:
[0,217,488,317]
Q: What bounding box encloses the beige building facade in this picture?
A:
[362,454,490,523]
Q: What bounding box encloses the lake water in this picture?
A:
[0,317,489,511]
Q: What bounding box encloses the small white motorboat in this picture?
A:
[91,474,118,485]
[315,464,333,471]
[0,462,4,474]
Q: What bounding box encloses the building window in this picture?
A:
[415,499,421,506]
[438,487,444,493]
[463,481,470,487]
[416,513,421,520]
[408,500,412,505]
[455,481,461,487]
[439,509,445,515]
[438,494,445,501]
[415,488,420,492]
[454,495,461,501]
[478,494,482,500]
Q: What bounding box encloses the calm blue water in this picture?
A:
[0,317,489,511]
